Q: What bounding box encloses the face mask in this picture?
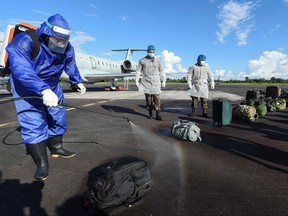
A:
[48,37,68,54]
[148,53,155,58]
[199,60,206,66]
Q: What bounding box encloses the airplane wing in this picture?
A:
[84,73,135,81]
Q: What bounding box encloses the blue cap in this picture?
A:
[197,54,206,62]
[147,45,155,52]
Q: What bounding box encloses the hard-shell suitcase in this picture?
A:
[246,90,258,100]
[212,98,232,127]
[266,86,281,99]
[246,90,258,105]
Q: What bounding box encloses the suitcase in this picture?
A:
[266,86,281,99]
[246,90,258,100]
[212,98,232,127]
[246,90,258,105]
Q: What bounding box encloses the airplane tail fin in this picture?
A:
[112,48,146,60]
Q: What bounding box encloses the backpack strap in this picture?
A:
[25,29,40,58]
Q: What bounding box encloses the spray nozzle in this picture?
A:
[123,117,131,123]
[57,99,67,108]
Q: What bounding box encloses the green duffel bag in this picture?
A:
[246,99,256,106]
[255,100,267,117]
[275,98,286,110]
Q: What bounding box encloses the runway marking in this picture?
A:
[0,121,17,127]
[66,108,76,111]
[98,100,108,104]
[82,103,96,107]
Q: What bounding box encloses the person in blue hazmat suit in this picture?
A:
[187,54,214,117]
[6,14,86,181]
[135,45,166,120]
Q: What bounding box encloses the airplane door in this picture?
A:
[89,57,97,69]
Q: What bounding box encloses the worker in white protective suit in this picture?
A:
[135,45,166,120]
[187,54,214,117]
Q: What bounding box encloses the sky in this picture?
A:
[1,0,288,80]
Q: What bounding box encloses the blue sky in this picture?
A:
[1,0,288,80]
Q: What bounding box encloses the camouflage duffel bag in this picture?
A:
[232,105,259,122]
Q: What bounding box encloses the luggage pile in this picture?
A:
[232,85,287,121]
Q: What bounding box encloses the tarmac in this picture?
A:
[0,83,287,216]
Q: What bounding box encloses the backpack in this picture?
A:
[82,156,152,216]
[274,98,286,110]
[265,97,277,112]
[171,120,202,142]
[0,22,40,78]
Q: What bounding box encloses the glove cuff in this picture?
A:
[41,89,52,95]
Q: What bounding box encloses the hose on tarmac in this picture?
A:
[1,96,132,145]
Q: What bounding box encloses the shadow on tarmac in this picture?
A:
[102,105,148,118]
[0,171,48,216]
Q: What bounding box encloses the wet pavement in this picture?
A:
[0,83,288,216]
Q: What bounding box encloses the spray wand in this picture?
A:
[0,96,131,122]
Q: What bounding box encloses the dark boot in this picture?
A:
[47,135,76,158]
[202,108,208,118]
[25,141,49,181]
[189,108,196,117]
[148,109,153,119]
[156,111,163,121]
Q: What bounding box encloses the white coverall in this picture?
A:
[187,63,214,99]
[135,57,166,94]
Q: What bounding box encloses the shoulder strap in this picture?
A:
[25,29,40,58]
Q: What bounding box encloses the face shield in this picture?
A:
[45,20,71,54]
[48,36,69,54]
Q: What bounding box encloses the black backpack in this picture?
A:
[82,156,152,216]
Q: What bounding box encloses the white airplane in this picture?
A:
[61,48,146,91]
[0,23,146,91]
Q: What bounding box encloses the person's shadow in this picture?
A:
[0,171,48,216]
[101,105,147,118]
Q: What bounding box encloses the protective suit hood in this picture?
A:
[37,14,71,39]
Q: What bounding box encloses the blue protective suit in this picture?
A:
[6,14,83,144]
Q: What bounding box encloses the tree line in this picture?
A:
[163,77,288,83]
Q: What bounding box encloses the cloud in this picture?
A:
[215,69,225,77]
[161,50,187,72]
[246,51,288,79]
[85,13,99,18]
[216,0,257,46]
[70,31,95,52]
[119,15,130,21]
[263,24,281,38]
[89,4,98,9]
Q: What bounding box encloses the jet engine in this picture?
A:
[122,60,137,73]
